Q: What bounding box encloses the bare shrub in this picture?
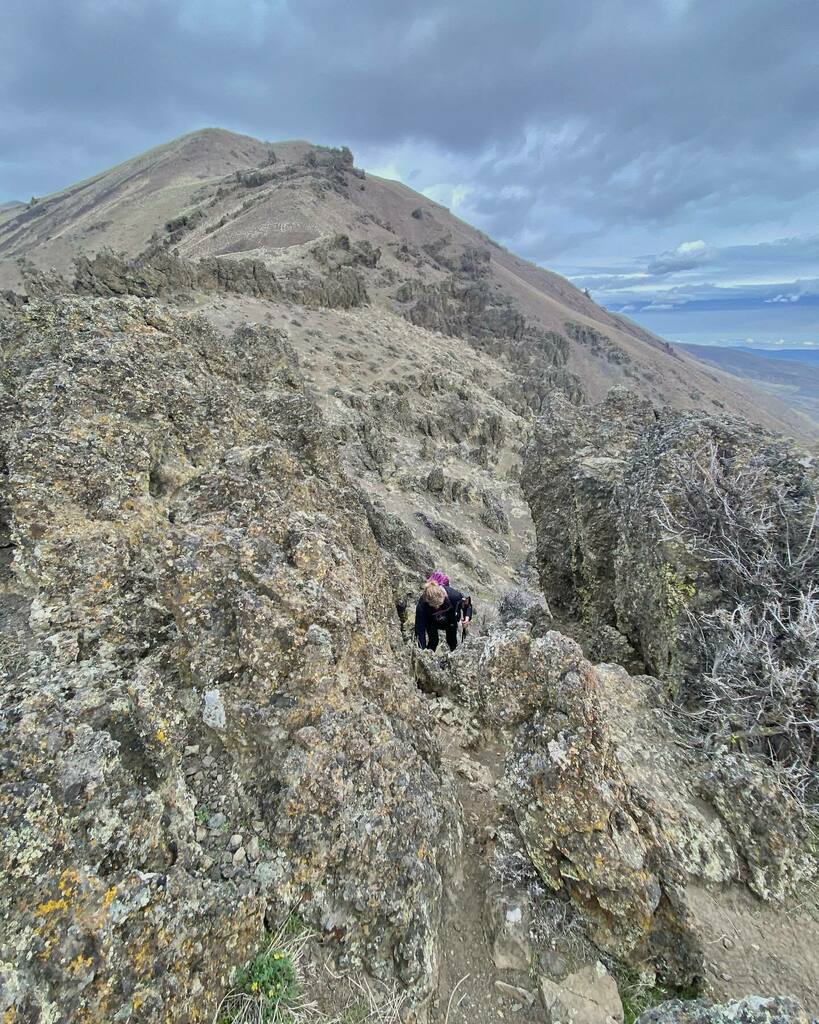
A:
[491,825,587,956]
[497,588,539,624]
[657,438,819,801]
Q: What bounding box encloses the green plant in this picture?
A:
[282,912,308,937]
[340,1002,369,1024]
[614,966,700,1024]
[236,948,298,1009]
[215,920,311,1024]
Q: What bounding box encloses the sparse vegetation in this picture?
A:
[611,965,701,1024]
[214,914,407,1024]
[215,920,308,1024]
[497,588,539,624]
[657,437,819,802]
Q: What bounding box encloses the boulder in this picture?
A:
[538,962,624,1024]
[440,624,813,986]
[486,889,534,972]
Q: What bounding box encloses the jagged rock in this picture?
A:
[74,247,369,309]
[565,321,630,365]
[698,754,814,901]
[361,495,434,612]
[0,296,456,1022]
[588,624,639,667]
[522,388,656,630]
[522,388,816,686]
[635,995,814,1024]
[438,624,813,986]
[538,962,624,1024]
[505,642,702,982]
[426,466,446,494]
[416,511,469,548]
[397,275,526,344]
[311,232,381,269]
[480,490,510,534]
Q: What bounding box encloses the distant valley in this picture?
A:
[678,342,819,424]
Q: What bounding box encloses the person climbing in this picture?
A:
[414,571,473,652]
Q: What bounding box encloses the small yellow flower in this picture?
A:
[251,982,258,992]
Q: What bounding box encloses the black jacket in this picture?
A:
[415,586,473,648]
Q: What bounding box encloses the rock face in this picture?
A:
[74,246,369,309]
[636,995,815,1024]
[0,297,456,1022]
[423,623,813,986]
[521,388,817,684]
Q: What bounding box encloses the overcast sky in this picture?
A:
[3,0,818,347]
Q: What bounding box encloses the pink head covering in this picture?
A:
[426,571,450,587]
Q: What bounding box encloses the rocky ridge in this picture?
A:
[0,132,817,1024]
[0,297,457,1020]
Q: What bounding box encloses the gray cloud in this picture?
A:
[2,0,819,342]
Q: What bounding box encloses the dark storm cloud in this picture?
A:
[2,0,819,342]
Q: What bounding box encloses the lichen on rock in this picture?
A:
[0,296,456,1022]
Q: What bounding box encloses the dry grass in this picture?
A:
[215,916,407,1024]
[214,921,315,1024]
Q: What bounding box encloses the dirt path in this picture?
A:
[422,704,546,1024]
[687,882,819,1013]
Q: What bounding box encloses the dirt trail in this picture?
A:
[421,703,547,1024]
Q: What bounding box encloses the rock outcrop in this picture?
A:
[636,995,815,1024]
[74,246,369,309]
[522,389,816,686]
[0,296,456,1022]
[417,623,814,987]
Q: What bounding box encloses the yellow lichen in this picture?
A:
[59,868,80,894]
[35,898,68,915]
[69,954,94,975]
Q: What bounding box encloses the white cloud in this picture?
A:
[677,240,707,255]
[647,239,711,275]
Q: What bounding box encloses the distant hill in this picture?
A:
[1,127,816,443]
[736,345,819,366]
[678,343,819,424]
